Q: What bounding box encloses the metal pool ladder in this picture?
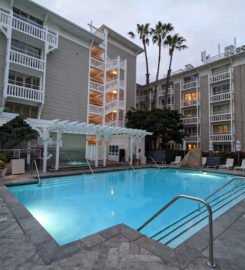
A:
[32,160,41,187]
[150,156,160,169]
[86,159,94,174]
[137,194,216,268]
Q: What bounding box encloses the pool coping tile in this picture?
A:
[0,172,244,268]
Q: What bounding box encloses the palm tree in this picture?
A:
[151,22,173,108]
[163,33,187,108]
[151,22,174,82]
[129,24,151,85]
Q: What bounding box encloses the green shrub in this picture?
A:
[0,153,8,163]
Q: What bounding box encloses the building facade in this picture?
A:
[137,44,245,152]
[0,0,142,126]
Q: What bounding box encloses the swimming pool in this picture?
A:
[8,168,244,248]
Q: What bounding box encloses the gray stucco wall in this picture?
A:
[200,75,209,151]
[233,65,245,150]
[41,36,90,122]
[0,33,6,106]
[107,41,137,112]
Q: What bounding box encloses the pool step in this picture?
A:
[149,183,245,247]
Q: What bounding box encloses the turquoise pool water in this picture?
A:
[8,168,242,247]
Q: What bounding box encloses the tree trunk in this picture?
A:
[143,40,150,85]
[164,53,173,108]
[154,41,162,109]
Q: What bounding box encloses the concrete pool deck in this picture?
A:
[0,166,244,269]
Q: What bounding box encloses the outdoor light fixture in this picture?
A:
[112,110,117,113]
[112,70,117,75]
[235,139,241,165]
[112,89,117,94]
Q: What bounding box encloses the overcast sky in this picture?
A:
[34,0,245,85]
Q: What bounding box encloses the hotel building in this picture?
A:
[0,0,149,170]
[137,44,245,152]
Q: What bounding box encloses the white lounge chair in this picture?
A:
[171,156,182,166]
[202,157,207,168]
[234,159,245,172]
[219,158,234,169]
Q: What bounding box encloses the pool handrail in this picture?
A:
[127,161,135,171]
[150,156,160,169]
[86,159,94,174]
[32,160,41,187]
[137,194,216,268]
[198,176,245,210]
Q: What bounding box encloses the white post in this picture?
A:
[130,136,134,165]
[43,141,48,173]
[27,141,31,168]
[95,134,100,167]
[55,131,62,171]
[103,134,110,166]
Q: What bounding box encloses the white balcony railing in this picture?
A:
[210,113,231,122]
[158,87,174,96]
[105,100,117,114]
[9,50,45,71]
[181,100,199,107]
[210,92,231,103]
[210,134,232,142]
[0,10,10,27]
[90,57,105,70]
[181,80,198,90]
[209,71,230,84]
[89,81,104,93]
[7,84,43,103]
[89,104,104,115]
[182,117,199,125]
[106,59,126,71]
[0,10,58,47]
[185,135,200,142]
[136,95,146,102]
[106,79,125,92]
[105,120,124,127]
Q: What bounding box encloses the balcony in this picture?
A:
[105,120,124,127]
[210,92,231,103]
[210,113,231,122]
[182,117,199,125]
[6,84,43,103]
[136,95,146,102]
[209,71,230,84]
[181,100,199,108]
[210,134,232,142]
[90,57,105,70]
[89,81,104,93]
[185,135,200,142]
[0,10,58,47]
[181,81,199,91]
[105,100,124,114]
[89,104,104,115]
[158,87,174,97]
[106,59,126,71]
[106,79,125,93]
[9,50,45,71]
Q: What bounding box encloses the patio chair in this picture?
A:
[202,157,207,168]
[171,156,182,166]
[219,158,234,170]
[234,159,245,172]
[206,157,221,168]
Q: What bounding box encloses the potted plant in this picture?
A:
[0,153,8,177]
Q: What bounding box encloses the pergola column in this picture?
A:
[103,134,111,167]
[55,130,62,171]
[95,134,101,167]
[130,135,135,165]
[42,127,50,173]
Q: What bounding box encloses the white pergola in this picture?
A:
[25,118,152,173]
[0,109,18,126]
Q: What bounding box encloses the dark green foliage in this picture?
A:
[0,116,38,149]
[126,108,185,150]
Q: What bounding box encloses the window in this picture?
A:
[183,108,197,117]
[212,84,230,95]
[8,71,40,90]
[109,145,119,156]
[213,124,230,134]
[184,126,197,136]
[184,74,198,83]
[212,103,230,114]
[183,92,199,105]
[213,144,231,152]
[11,39,42,59]
[13,7,43,28]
